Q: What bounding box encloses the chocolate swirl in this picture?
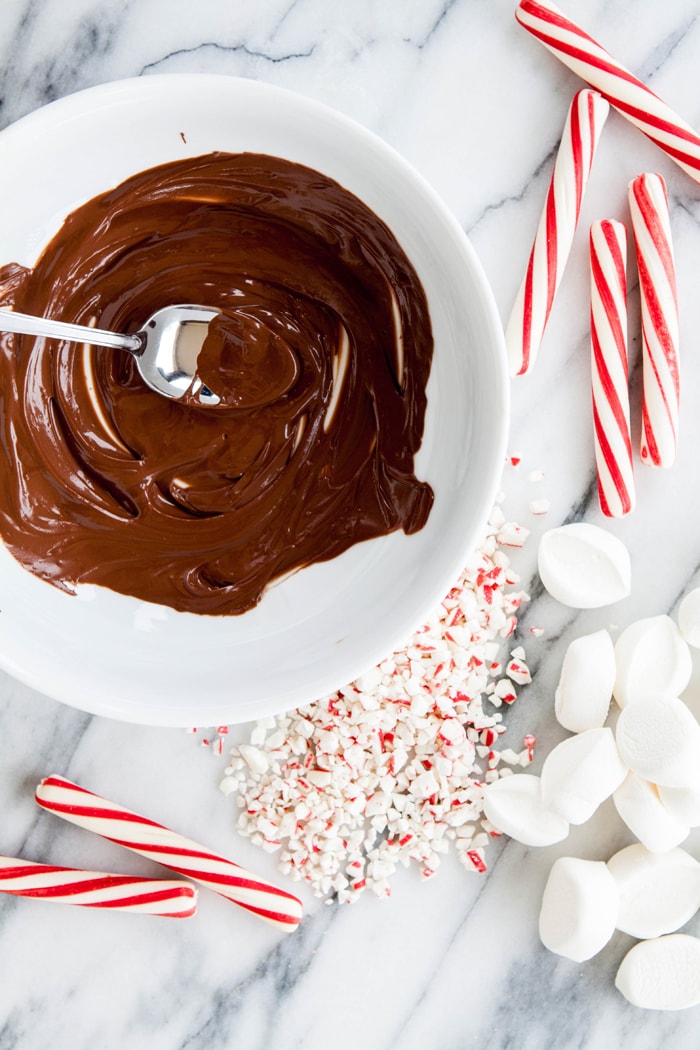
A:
[0,153,434,615]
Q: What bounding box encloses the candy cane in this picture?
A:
[628,173,679,467]
[589,220,634,517]
[35,775,303,931]
[505,88,609,376]
[516,0,700,186]
[0,855,197,917]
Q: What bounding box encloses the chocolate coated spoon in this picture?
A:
[0,304,221,405]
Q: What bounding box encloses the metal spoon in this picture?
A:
[0,304,221,405]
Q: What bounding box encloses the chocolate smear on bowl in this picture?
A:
[0,153,434,615]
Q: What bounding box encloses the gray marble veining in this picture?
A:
[1,0,700,1046]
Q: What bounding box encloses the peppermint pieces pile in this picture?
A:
[220,503,533,903]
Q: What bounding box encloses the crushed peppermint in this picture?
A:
[218,502,533,903]
[497,521,530,548]
[529,498,551,516]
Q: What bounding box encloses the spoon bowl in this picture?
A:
[0,303,221,405]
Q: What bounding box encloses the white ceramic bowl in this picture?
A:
[0,74,508,726]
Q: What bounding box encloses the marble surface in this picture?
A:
[2,0,700,1047]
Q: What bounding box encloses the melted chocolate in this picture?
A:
[0,153,434,615]
[197,308,301,409]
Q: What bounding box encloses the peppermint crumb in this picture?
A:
[497,521,530,548]
[529,498,550,515]
[219,510,532,903]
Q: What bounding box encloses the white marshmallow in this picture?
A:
[658,775,700,828]
[540,727,627,825]
[613,615,692,709]
[607,844,700,938]
[537,523,631,608]
[615,696,700,787]
[613,772,689,853]
[554,630,615,732]
[678,588,700,649]
[482,774,569,847]
[539,856,618,962]
[615,934,700,1010]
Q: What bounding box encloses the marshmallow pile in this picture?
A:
[540,848,700,1011]
[485,522,700,1009]
[220,502,534,902]
[538,604,698,857]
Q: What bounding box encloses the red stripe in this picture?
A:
[0,864,193,898]
[139,857,300,902]
[640,312,676,424]
[229,897,304,927]
[544,183,558,317]
[37,791,169,834]
[591,253,626,359]
[592,400,632,514]
[0,864,68,878]
[38,776,302,918]
[41,775,94,796]
[37,799,225,859]
[5,879,184,901]
[77,887,196,914]
[516,18,648,90]
[517,1,602,51]
[36,813,300,904]
[640,398,660,464]
[38,806,301,905]
[608,97,700,155]
[516,4,700,169]
[593,400,625,498]
[569,92,584,212]
[1,881,195,915]
[591,306,631,459]
[518,252,537,375]
[632,177,677,294]
[592,338,629,445]
[1,871,139,893]
[637,256,679,393]
[592,344,632,460]
[598,221,627,301]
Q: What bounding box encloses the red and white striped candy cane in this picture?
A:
[505,88,609,376]
[628,173,679,468]
[589,220,634,517]
[516,0,700,186]
[0,855,197,917]
[36,775,303,931]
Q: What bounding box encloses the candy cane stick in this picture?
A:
[0,855,197,917]
[505,88,609,376]
[589,220,634,517]
[516,0,700,186]
[36,775,303,931]
[628,173,680,467]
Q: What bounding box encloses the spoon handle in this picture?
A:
[0,308,143,354]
